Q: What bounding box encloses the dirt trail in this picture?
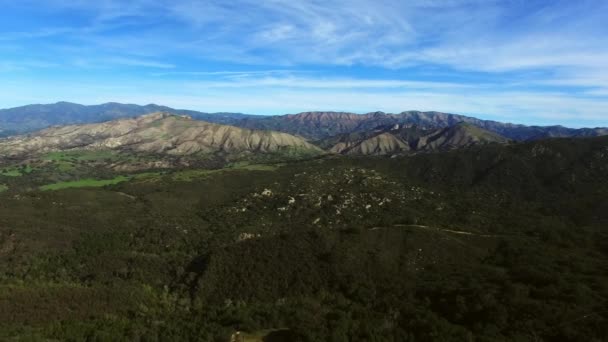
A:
[372,224,502,238]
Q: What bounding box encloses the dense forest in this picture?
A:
[1,136,607,341]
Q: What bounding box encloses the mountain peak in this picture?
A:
[139,112,194,123]
[54,101,81,106]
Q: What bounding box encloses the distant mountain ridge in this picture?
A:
[0,102,259,136]
[236,110,608,141]
[1,102,606,142]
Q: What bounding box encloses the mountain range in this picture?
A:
[1,102,606,142]
[0,112,512,162]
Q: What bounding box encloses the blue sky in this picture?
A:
[1,0,607,127]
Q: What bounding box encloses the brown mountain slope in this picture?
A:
[418,123,510,151]
[326,123,510,155]
[330,132,410,155]
[0,113,321,158]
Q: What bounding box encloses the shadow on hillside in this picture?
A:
[263,329,296,342]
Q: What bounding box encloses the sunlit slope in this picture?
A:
[0,112,322,157]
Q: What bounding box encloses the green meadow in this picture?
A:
[40,176,130,191]
[0,165,33,177]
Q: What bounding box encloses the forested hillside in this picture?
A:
[0,136,607,341]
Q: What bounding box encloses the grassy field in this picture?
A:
[0,165,33,177]
[1,169,23,177]
[40,176,130,191]
[43,150,145,172]
[11,163,279,191]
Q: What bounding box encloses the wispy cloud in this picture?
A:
[106,57,175,69]
[0,60,61,72]
[150,69,303,77]
[173,76,476,90]
[0,27,75,41]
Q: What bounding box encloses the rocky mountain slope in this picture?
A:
[0,112,320,158]
[326,123,510,155]
[0,102,257,136]
[237,110,607,141]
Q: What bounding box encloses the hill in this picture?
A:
[0,112,320,159]
[325,123,510,155]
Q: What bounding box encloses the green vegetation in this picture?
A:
[169,168,217,182]
[44,150,121,162]
[25,162,278,191]
[225,146,323,166]
[226,161,281,171]
[0,136,607,340]
[40,176,130,190]
[42,150,144,172]
[0,164,33,177]
[0,184,7,192]
[1,169,24,177]
[171,163,278,182]
[61,150,142,163]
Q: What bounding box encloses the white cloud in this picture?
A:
[106,57,175,69]
[175,76,475,90]
[255,24,297,43]
[150,69,307,77]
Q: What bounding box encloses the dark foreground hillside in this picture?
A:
[0,136,607,341]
